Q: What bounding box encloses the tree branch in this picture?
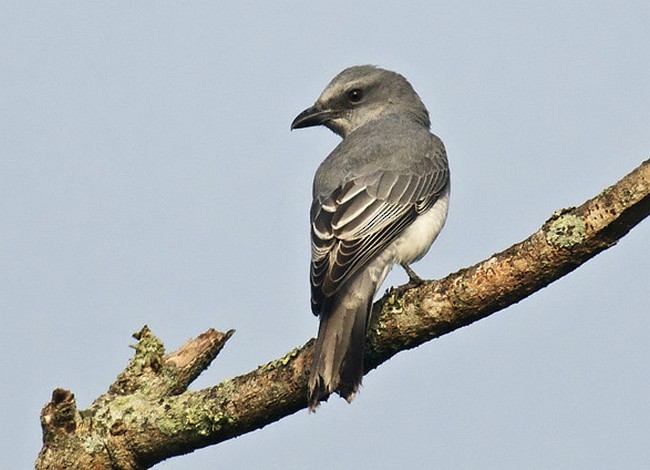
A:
[36,160,649,469]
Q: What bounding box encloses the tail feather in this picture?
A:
[308,272,376,410]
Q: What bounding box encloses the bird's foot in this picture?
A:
[401,263,424,287]
[385,264,425,300]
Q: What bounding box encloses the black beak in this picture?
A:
[291,105,334,130]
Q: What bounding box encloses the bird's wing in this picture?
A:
[310,164,449,314]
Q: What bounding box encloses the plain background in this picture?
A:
[2,2,649,468]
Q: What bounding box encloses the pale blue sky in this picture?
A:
[1,2,649,468]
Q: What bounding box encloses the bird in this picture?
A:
[291,65,450,410]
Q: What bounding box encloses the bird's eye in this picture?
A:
[347,88,364,103]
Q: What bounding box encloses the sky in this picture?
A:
[1,2,649,469]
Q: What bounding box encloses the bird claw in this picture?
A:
[384,265,425,299]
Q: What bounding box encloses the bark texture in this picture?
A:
[37,160,649,469]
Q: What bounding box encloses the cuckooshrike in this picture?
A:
[291,65,450,410]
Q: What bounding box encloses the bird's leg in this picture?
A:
[401,263,424,286]
[385,264,425,299]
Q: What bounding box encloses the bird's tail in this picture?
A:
[308,272,376,410]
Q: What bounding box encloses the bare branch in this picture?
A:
[36,160,649,469]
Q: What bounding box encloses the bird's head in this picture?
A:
[291,65,430,137]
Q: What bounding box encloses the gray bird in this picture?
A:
[291,65,450,410]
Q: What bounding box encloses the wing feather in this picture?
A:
[310,163,449,315]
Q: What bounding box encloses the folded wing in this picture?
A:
[310,164,449,315]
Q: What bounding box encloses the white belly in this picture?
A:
[392,187,450,265]
[366,186,450,290]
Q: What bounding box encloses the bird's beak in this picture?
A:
[291,105,334,130]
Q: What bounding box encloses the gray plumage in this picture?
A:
[291,65,450,410]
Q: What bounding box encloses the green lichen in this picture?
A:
[257,347,301,372]
[83,435,106,454]
[383,291,404,315]
[129,326,165,373]
[279,347,300,365]
[157,397,233,437]
[546,213,586,248]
